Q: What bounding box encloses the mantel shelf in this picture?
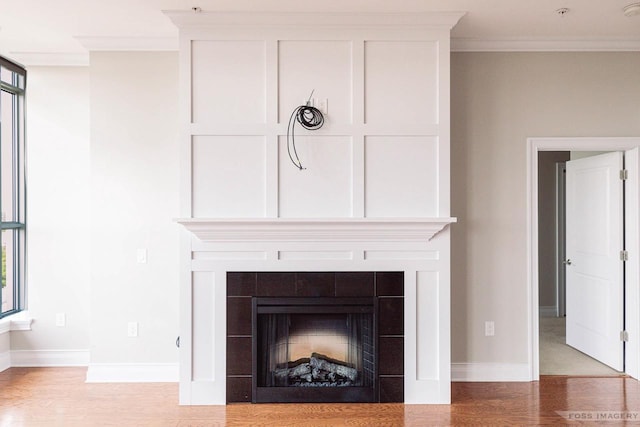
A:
[176,218,456,243]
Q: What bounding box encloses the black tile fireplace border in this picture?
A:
[226,271,404,403]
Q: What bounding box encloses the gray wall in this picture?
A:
[451,52,640,364]
[13,53,181,369]
[14,66,91,352]
[89,52,180,364]
[10,50,640,376]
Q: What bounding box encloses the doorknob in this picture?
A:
[564,259,572,265]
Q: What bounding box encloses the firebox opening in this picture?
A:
[252,297,377,403]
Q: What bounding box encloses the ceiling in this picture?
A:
[1,0,639,65]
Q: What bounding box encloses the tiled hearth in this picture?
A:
[226,271,404,403]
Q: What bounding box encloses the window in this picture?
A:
[0,56,26,318]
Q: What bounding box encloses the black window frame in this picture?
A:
[0,55,26,319]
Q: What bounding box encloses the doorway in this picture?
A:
[538,151,622,375]
[527,137,640,381]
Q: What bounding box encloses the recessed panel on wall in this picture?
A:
[192,272,215,381]
[416,271,439,381]
[365,136,438,217]
[279,136,352,217]
[191,40,266,124]
[278,41,352,125]
[192,136,266,217]
[364,41,438,125]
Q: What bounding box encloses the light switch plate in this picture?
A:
[485,321,495,336]
[127,321,138,337]
[137,248,147,264]
[56,313,66,327]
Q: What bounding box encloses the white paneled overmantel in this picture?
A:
[167,10,462,405]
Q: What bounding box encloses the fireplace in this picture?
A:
[172,9,458,406]
[226,272,404,403]
[253,297,377,403]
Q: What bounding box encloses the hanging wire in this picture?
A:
[287,90,325,170]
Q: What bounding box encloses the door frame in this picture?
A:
[527,137,640,380]
[555,162,566,318]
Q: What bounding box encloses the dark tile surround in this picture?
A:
[226,271,404,403]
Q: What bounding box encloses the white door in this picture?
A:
[565,151,624,371]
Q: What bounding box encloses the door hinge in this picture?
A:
[620,169,629,180]
[620,250,629,261]
[621,330,629,342]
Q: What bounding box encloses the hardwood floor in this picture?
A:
[0,368,638,426]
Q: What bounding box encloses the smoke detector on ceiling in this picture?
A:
[623,2,640,16]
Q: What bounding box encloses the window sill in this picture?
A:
[0,312,33,335]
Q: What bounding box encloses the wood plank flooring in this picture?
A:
[0,368,638,426]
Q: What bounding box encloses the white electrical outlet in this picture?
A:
[137,248,147,264]
[55,313,66,327]
[317,98,328,115]
[485,321,495,336]
[300,97,328,114]
[127,321,138,337]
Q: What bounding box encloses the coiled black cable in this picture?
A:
[287,103,324,170]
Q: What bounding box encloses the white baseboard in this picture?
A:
[11,349,90,367]
[86,363,179,383]
[539,306,558,317]
[0,350,10,372]
[2,350,177,383]
[5,354,532,384]
[451,363,531,382]
[5,355,532,384]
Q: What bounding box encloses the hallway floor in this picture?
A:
[540,316,622,376]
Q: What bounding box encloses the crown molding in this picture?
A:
[452,37,640,52]
[10,37,179,66]
[163,11,465,30]
[75,36,178,51]
[8,52,89,67]
[176,218,457,243]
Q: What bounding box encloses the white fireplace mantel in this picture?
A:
[176,217,456,243]
[172,8,459,405]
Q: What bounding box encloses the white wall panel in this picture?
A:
[279,136,352,217]
[191,40,266,124]
[364,41,438,125]
[192,272,215,381]
[364,251,439,260]
[192,136,266,217]
[416,271,439,381]
[193,252,267,261]
[278,251,353,260]
[278,41,352,124]
[365,136,438,217]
